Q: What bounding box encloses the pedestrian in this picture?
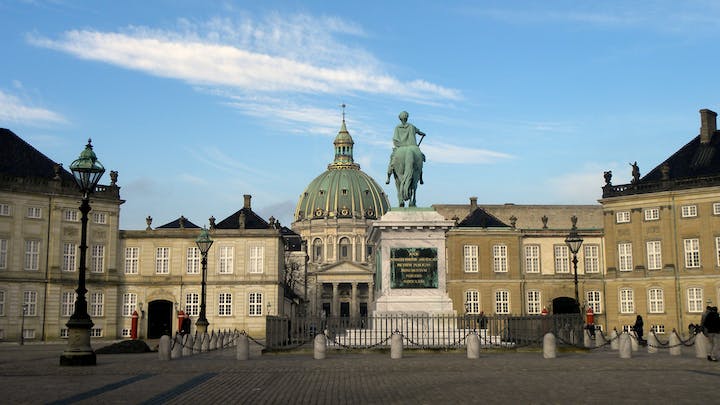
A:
[633,315,645,344]
[703,306,720,361]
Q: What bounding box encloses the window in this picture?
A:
[249,292,263,316]
[0,290,5,316]
[218,293,232,316]
[583,245,600,273]
[60,328,69,338]
[465,290,480,314]
[26,207,41,219]
[619,288,634,314]
[644,208,660,221]
[684,238,700,268]
[0,239,7,270]
[526,290,541,315]
[687,287,703,313]
[23,329,35,340]
[714,203,720,216]
[90,292,104,317]
[62,243,77,272]
[61,291,75,317]
[122,293,137,317]
[618,243,633,272]
[646,241,662,270]
[121,328,132,338]
[155,247,170,274]
[218,246,233,274]
[492,244,507,273]
[463,245,478,273]
[125,247,139,274]
[524,245,540,273]
[716,237,720,267]
[681,205,697,218]
[554,245,570,273]
[313,239,323,262]
[186,247,200,274]
[90,328,103,337]
[91,244,105,273]
[249,246,264,273]
[494,290,510,314]
[586,290,602,314]
[651,324,666,334]
[648,288,664,314]
[63,209,78,222]
[185,293,199,316]
[24,240,40,271]
[339,238,351,260]
[23,291,37,316]
[616,211,630,223]
[92,212,107,224]
[0,203,10,216]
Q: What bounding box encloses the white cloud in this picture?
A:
[0,89,67,125]
[544,163,622,203]
[423,142,513,164]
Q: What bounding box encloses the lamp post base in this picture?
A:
[60,319,96,366]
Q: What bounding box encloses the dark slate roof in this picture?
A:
[281,226,303,251]
[215,207,270,229]
[0,128,74,182]
[457,208,510,228]
[156,216,201,229]
[642,134,720,182]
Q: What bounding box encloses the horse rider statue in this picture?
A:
[386,111,425,207]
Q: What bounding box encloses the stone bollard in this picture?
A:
[210,332,218,350]
[193,333,202,354]
[201,333,210,352]
[391,333,403,359]
[583,329,594,349]
[647,332,659,354]
[543,333,557,359]
[158,335,172,361]
[236,334,250,360]
[669,332,682,356]
[183,335,194,357]
[610,329,619,351]
[171,334,183,359]
[695,333,709,359]
[619,332,632,359]
[313,334,327,360]
[630,331,639,352]
[467,333,480,359]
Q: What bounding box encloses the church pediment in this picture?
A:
[313,261,373,276]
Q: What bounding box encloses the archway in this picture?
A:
[552,296,580,314]
[147,300,173,338]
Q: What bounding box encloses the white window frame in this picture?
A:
[714,203,720,216]
[681,205,698,218]
[494,290,510,314]
[687,287,703,313]
[23,290,37,316]
[644,208,660,221]
[492,244,508,273]
[526,290,541,315]
[125,247,139,274]
[249,246,264,274]
[26,207,41,219]
[616,211,630,223]
[185,292,200,316]
[716,237,720,267]
[646,241,662,270]
[187,247,200,274]
[24,240,40,271]
[92,212,107,224]
[463,245,478,273]
[0,239,8,270]
[684,238,700,268]
[63,209,79,222]
[121,328,132,338]
[618,242,633,272]
[60,328,69,338]
[651,324,666,334]
[0,290,4,316]
[586,290,602,314]
[0,203,10,216]
[249,292,263,316]
[218,293,232,316]
[122,293,137,317]
[619,288,634,314]
[90,292,104,317]
[62,242,77,272]
[554,245,570,273]
[155,247,170,274]
[524,245,540,273]
[465,290,480,314]
[218,246,234,274]
[61,291,75,317]
[583,244,600,273]
[91,244,105,273]
[648,288,664,314]
[90,328,103,337]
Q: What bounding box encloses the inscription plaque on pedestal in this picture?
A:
[390,247,438,289]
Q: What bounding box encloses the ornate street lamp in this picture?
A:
[195,227,213,334]
[564,216,584,314]
[60,139,105,366]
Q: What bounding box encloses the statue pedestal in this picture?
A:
[368,208,456,315]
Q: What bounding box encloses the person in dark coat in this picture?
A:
[633,315,645,344]
[703,306,720,361]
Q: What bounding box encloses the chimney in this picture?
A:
[244,194,252,209]
[700,109,717,144]
[469,196,478,210]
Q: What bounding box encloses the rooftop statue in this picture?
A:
[386,111,425,207]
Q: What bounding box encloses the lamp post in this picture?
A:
[195,227,213,334]
[20,304,27,345]
[60,139,105,366]
[564,215,584,314]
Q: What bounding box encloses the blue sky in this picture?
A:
[2,0,720,230]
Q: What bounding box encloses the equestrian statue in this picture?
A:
[386,111,425,207]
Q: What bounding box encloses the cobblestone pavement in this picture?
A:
[1,342,718,404]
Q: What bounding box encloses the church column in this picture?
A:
[368,282,374,303]
[351,282,358,318]
[332,283,339,317]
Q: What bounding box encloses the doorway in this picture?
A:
[552,296,580,314]
[148,300,173,339]
[340,302,350,317]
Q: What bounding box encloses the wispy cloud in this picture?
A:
[423,142,513,164]
[0,89,67,125]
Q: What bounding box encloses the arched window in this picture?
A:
[313,238,323,262]
[339,237,351,261]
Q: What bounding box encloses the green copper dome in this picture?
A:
[295,120,390,221]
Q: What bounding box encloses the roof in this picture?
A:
[156,216,201,229]
[216,207,270,229]
[434,203,603,230]
[457,208,509,228]
[0,128,74,182]
[281,226,303,251]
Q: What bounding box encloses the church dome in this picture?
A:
[295,120,389,221]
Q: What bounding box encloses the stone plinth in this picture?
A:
[368,208,456,315]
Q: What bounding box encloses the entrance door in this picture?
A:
[340,302,350,317]
[552,297,580,314]
[148,300,173,338]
